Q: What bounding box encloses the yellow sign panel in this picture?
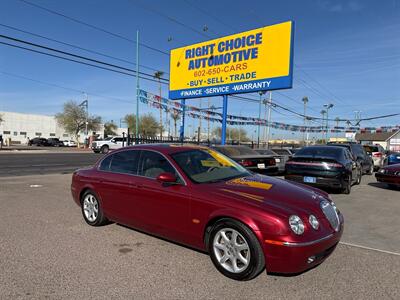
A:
[169,21,294,99]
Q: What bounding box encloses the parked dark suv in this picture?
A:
[28,137,49,146]
[47,138,64,147]
[327,142,374,175]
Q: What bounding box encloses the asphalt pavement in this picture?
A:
[0,173,399,299]
[0,151,101,176]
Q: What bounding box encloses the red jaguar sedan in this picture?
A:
[71,144,343,280]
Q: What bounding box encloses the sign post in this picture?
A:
[221,95,228,145]
[179,99,186,142]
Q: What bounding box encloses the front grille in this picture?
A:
[320,200,340,232]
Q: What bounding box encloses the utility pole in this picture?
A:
[335,117,340,140]
[302,97,308,145]
[135,30,139,139]
[324,103,334,141]
[265,91,272,148]
[257,91,266,147]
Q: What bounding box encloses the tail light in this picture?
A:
[285,161,343,168]
[373,152,383,158]
[269,159,276,166]
[240,159,254,167]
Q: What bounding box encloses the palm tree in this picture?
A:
[153,71,164,138]
[171,110,181,138]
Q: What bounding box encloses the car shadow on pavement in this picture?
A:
[368,182,399,191]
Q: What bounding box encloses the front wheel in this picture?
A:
[208,219,265,281]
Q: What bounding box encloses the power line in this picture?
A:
[18,0,169,56]
[0,23,165,73]
[130,0,212,39]
[0,40,163,85]
[0,70,133,104]
[0,34,168,82]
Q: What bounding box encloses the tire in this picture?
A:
[367,164,374,175]
[81,190,108,226]
[208,219,265,281]
[355,168,362,185]
[100,145,109,154]
[342,176,351,194]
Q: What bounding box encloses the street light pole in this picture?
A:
[320,110,326,143]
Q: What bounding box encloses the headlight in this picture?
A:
[289,215,305,235]
[379,169,386,174]
[309,215,319,230]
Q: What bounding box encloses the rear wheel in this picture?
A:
[342,176,352,194]
[355,168,362,185]
[367,164,374,175]
[81,190,108,226]
[208,219,265,281]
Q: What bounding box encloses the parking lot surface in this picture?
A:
[0,173,399,299]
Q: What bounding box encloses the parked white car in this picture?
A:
[63,140,77,147]
[363,144,387,170]
[91,137,128,154]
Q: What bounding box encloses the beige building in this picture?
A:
[0,111,104,144]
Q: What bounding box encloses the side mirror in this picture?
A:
[156,172,177,184]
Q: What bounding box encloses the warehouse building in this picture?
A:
[0,111,104,145]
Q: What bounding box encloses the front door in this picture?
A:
[133,150,191,242]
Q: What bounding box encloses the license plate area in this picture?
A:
[304,176,316,183]
[257,163,265,169]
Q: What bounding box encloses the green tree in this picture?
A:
[213,127,250,142]
[124,113,159,137]
[55,100,102,142]
[104,121,118,137]
[171,110,181,138]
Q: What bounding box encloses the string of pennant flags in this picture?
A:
[138,89,400,134]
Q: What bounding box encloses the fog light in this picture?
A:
[307,256,316,264]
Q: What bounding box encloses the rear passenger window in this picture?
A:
[109,150,140,174]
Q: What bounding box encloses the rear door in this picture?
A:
[96,150,141,225]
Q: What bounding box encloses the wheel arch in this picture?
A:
[203,211,263,251]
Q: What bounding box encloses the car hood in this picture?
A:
[230,155,274,159]
[206,174,329,218]
[383,163,400,171]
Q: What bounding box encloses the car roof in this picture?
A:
[116,143,210,155]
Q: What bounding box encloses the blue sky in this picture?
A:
[0,0,399,139]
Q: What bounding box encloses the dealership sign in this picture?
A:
[169,21,294,99]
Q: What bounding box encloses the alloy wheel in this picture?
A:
[212,228,250,273]
[83,194,99,222]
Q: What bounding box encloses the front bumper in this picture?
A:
[263,217,344,274]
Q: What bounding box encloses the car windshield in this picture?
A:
[295,147,343,159]
[272,149,289,155]
[171,149,250,183]
[255,149,276,155]
[214,146,258,156]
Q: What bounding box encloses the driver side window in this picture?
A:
[138,151,180,181]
